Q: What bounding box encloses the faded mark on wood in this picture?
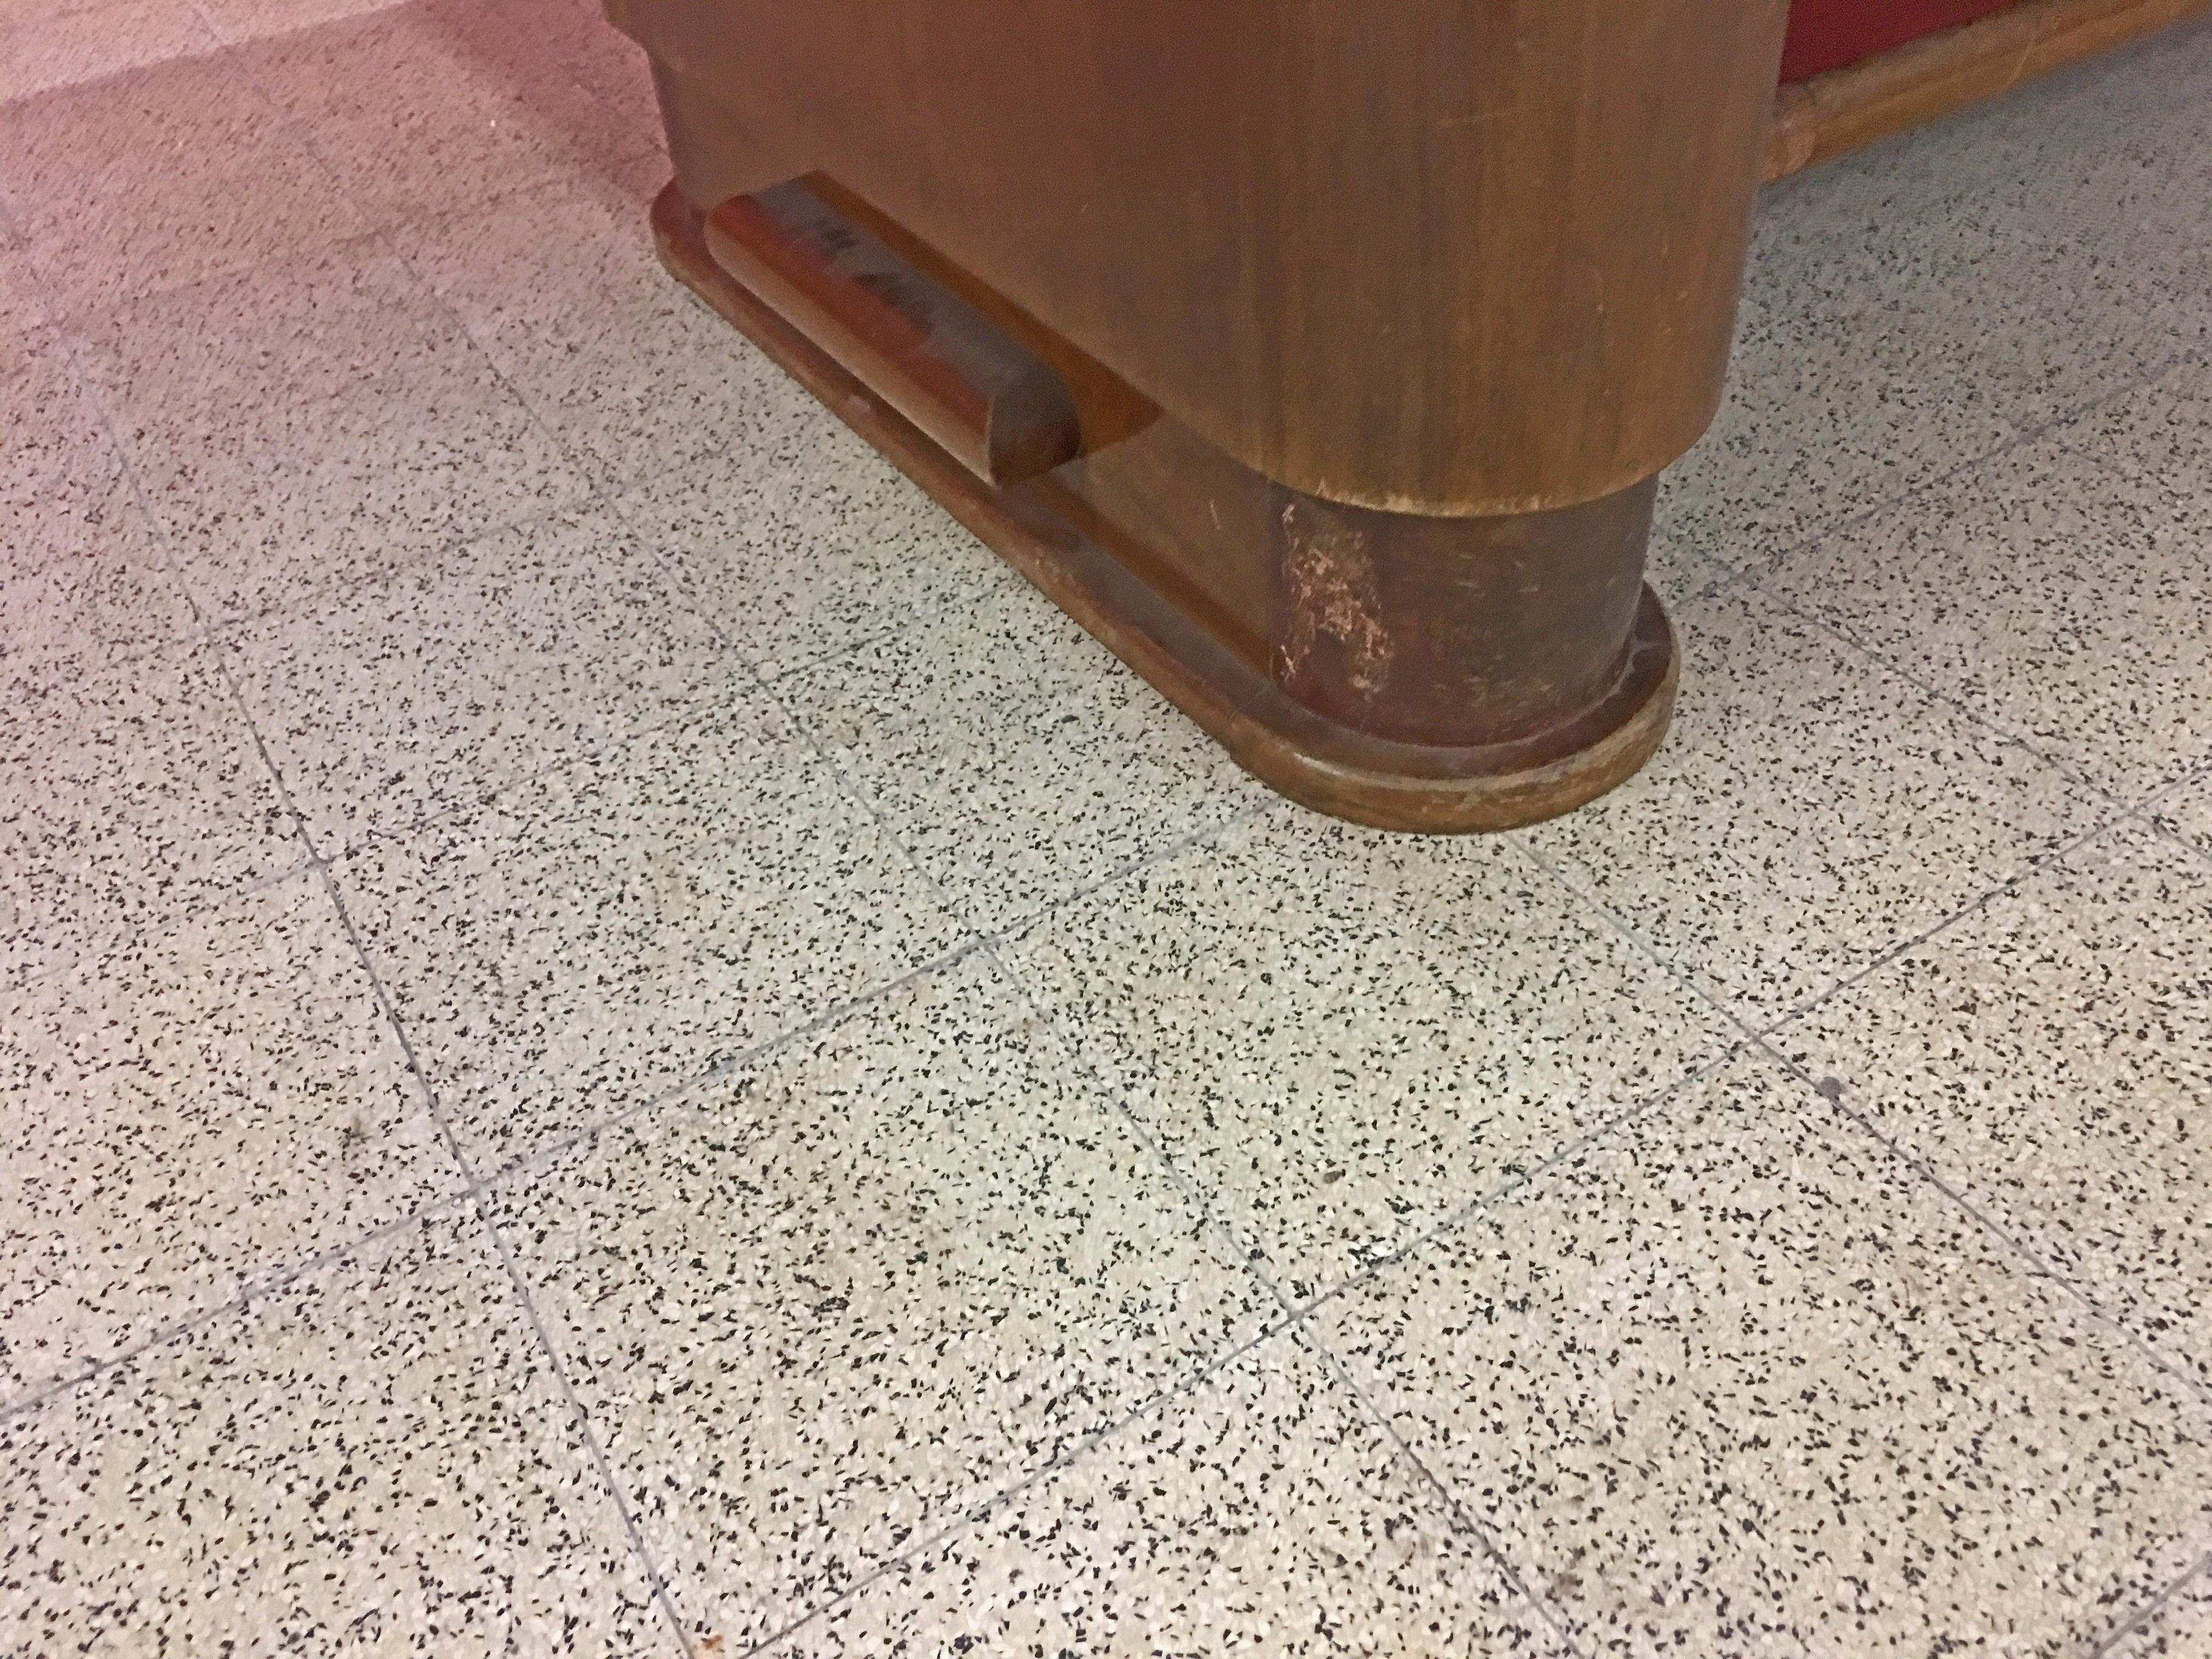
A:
[1278,500,1391,699]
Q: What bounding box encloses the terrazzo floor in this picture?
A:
[3,2,2210,1655]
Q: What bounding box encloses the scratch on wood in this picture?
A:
[1278,500,1391,698]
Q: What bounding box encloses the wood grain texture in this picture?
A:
[651,185,1678,832]
[1763,0,2212,179]
[704,183,1081,486]
[616,0,1788,518]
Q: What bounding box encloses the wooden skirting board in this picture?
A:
[1765,0,2212,178]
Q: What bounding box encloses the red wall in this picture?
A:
[1781,0,2021,79]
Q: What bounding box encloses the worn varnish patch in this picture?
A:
[1277,499,1392,701]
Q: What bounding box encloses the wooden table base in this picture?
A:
[653,183,1679,834]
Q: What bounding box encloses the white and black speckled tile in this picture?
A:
[1658,228,2018,571]
[1775,822,2212,1387]
[0,641,301,985]
[0,53,370,317]
[1519,583,2108,1031]
[997,808,1737,1301]
[488,949,1274,1653]
[443,0,665,161]
[0,484,194,699]
[69,236,482,436]
[129,347,594,624]
[767,1328,1561,1659]
[1,334,138,566]
[2057,356,2212,540]
[1310,1050,2212,1659]
[0,871,460,1408]
[1762,433,2212,804]
[334,689,967,1177]
[194,0,411,41]
[777,583,1273,936]
[1641,528,1736,614]
[386,173,667,370]
[233,2,644,228]
[0,1208,674,1657]
[611,417,1010,681]
[2106,1560,2212,1659]
[1666,25,2212,578]
[390,172,816,490]
[2148,768,2212,866]
[0,228,48,352]
[225,501,741,854]
[0,0,219,105]
[1821,20,2212,359]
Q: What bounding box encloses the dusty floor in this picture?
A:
[3,2,2211,1654]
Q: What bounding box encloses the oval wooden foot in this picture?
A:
[654,183,1677,834]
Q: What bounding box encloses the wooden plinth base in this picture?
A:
[1766,0,2211,179]
[652,184,1678,833]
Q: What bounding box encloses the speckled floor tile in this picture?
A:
[0,488,194,697]
[0,52,369,315]
[1310,1051,2212,1659]
[195,0,415,43]
[611,415,1007,680]
[0,232,48,352]
[769,1329,1559,1658]
[2107,1560,2212,1659]
[1642,529,1736,614]
[448,0,664,160]
[69,236,478,433]
[778,583,1273,936]
[0,871,459,1407]
[0,1210,673,1657]
[489,949,1273,1652]
[0,335,194,697]
[2149,769,2212,864]
[1658,225,2017,570]
[1774,822,2212,1386]
[234,1,643,226]
[997,808,1737,1300]
[1520,583,2107,1030]
[128,349,592,623]
[392,172,815,489]
[2,8,2209,1650]
[1,334,138,565]
[225,501,740,853]
[2059,355,2212,538]
[335,687,967,1176]
[1818,21,2212,363]
[1762,433,2212,803]
[0,0,219,103]
[1666,24,2212,574]
[0,642,301,985]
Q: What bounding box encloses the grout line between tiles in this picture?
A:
[1719,344,2212,812]
[100,270,706,1657]
[476,930,994,1189]
[1280,1316,1613,1659]
[1694,335,2207,606]
[0,1193,475,1433]
[1517,821,2212,1414]
[2091,1550,2212,1658]
[461,796,1276,1198]
[1743,562,2207,815]
[1755,1026,2212,1414]
[973,835,1764,1656]
[302,843,702,1659]
[720,1314,1302,1658]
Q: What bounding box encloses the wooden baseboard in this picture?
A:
[1764,0,2212,179]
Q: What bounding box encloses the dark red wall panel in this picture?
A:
[1781,0,2021,80]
